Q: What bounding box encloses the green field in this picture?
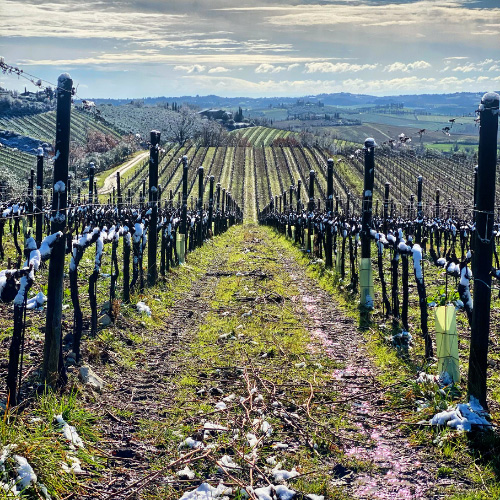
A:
[0,108,121,144]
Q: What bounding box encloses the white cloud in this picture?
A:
[255,63,288,73]
[18,53,325,67]
[221,0,500,30]
[208,66,230,73]
[452,63,479,73]
[1,0,187,40]
[287,63,300,71]
[471,30,499,36]
[174,64,206,73]
[181,74,343,95]
[384,61,432,72]
[305,62,378,73]
[180,73,500,96]
[452,59,496,73]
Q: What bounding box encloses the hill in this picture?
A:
[0,108,121,150]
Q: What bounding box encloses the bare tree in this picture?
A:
[165,108,202,144]
[199,119,228,146]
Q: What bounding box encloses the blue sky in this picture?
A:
[1,0,499,98]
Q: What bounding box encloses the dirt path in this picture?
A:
[81,253,227,499]
[285,266,466,499]
[98,150,149,195]
[80,225,467,499]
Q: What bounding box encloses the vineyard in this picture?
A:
[0,147,36,179]
[0,82,498,500]
[111,141,480,224]
[232,126,294,146]
[0,109,121,145]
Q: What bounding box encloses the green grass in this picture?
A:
[0,389,102,498]
[95,149,146,189]
[268,226,500,499]
[116,225,358,499]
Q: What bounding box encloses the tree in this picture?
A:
[165,107,201,144]
[199,120,228,146]
[234,107,244,122]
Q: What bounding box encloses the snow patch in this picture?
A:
[136,301,151,316]
[55,415,84,449]
[430,396,491,432]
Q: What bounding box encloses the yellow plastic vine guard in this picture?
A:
[335,249,342,274]
[359,258,373,307]
[176,233,186,265]
[435,305,460,383]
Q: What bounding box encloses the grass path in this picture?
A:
[244,147,257,223]
[98,150,149,195]
[79,225,470,499]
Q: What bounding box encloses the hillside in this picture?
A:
[0,108,121,148]
[83,91,492,115]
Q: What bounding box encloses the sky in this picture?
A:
[1,0,500,98]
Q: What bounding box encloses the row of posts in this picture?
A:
[266,93,499,409]
[39,73,242,389]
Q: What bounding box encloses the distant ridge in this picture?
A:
[80,91,496,114]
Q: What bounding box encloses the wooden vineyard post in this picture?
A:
[88,162,95,206]
[473,166,478,223]
[117,171,122,218]
[435,189,441,255]
[67,178,72,206]
[197,166,204,247]
[208,175,214,237]
[283,191,287,236]
[383,182,390,235]
[360,138,375,312]
[36,148,44,248]
[27,168,34,227]
[178,155,188,264]
[379,182,391,317]
[416,176,423,244]
[222,188,226,232]
[215,183,221,236]
[468,92,499,408]
[295,179,301,244]
[307,170,315,252]
[471,167,478,263]
[325,158,334,268]
[42,73,72,387]
[123,224,131,304]
[147,130,160,286]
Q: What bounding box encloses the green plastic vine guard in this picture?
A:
[435,305,460,383]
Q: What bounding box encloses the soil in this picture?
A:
[76,226,468,499]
